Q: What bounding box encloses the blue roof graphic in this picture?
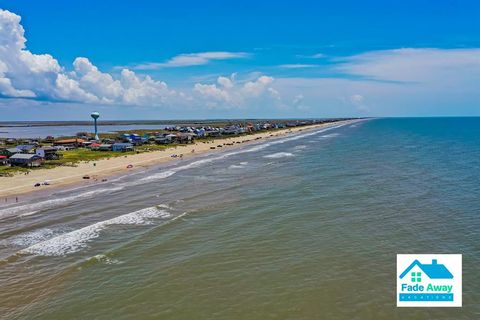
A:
[399,259,453,279]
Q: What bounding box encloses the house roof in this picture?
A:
[399,259,453,279]
[6,148,21,153]
[16,144,36,150]
[112,143,133,147]
[55,138,85,144]
[9,153,41,160]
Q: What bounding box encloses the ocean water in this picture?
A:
[0,118,479,319]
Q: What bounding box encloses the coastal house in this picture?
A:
[205,130,221,137]
[112,143,134,152]
[176,133,196,144]
[98,144,113,151]
[16,144,36,153]
[36,147,61,160]
[53,138,85,148]
[2,147,21,157]
[222,126,243,135]
[194,128,206,137]
[155,137,172,145]
[8,153,44,167]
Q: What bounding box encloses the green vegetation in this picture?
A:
[0,120,333,176]
[0,165,29,176]
[0,143,183,175]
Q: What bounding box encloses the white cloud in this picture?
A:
[132,51,249,70]
[271,48,480,117]
[217,75,234,88]
[242,75,274,97]
[0,9,183,106]
[194,74,281,108]
[277,64,317,69]
[296,53,325,59]
[336,48,480,85]
[0,9,283,110]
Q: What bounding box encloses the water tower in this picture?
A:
[91,111,100,140]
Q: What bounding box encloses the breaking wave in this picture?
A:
[263,152,295,159]
[0,122,352,219]
[19,206,171,256]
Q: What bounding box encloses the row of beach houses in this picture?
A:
[0,119,340,168]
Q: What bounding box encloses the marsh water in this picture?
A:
[0,118,479,319]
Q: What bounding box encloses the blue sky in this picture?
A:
[0,0,479,120]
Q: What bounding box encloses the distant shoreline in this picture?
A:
[0,120,357,199]
[0,118,352,128]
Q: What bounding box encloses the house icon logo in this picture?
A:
[397,254,462,307]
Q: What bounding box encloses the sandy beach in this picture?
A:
[0,121,353,198]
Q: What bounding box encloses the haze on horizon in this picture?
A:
[0,0,479,121]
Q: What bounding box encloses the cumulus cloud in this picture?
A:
[194,74,281,108]
[0,9,286,110]
[132,51,249,70]
[0,9,181,106]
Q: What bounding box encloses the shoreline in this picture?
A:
[0,120,355,199]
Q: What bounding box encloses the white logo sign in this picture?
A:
[397,254,462,307]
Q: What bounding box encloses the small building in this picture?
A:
[98,144,113,151]
[155,137,172,145]
[16,144,36,153]
[9,153,44,167]
[36,147,61,160]
[112,143,134,152]
[205,130,221,137]
[1,147,21,157]
[53,138,85,148]
[176,133,196,144]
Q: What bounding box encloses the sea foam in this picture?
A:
[263,152,295,159]
[2,122,350,218]
[19,206,171,256]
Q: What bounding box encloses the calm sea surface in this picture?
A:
[0,118,479,319]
